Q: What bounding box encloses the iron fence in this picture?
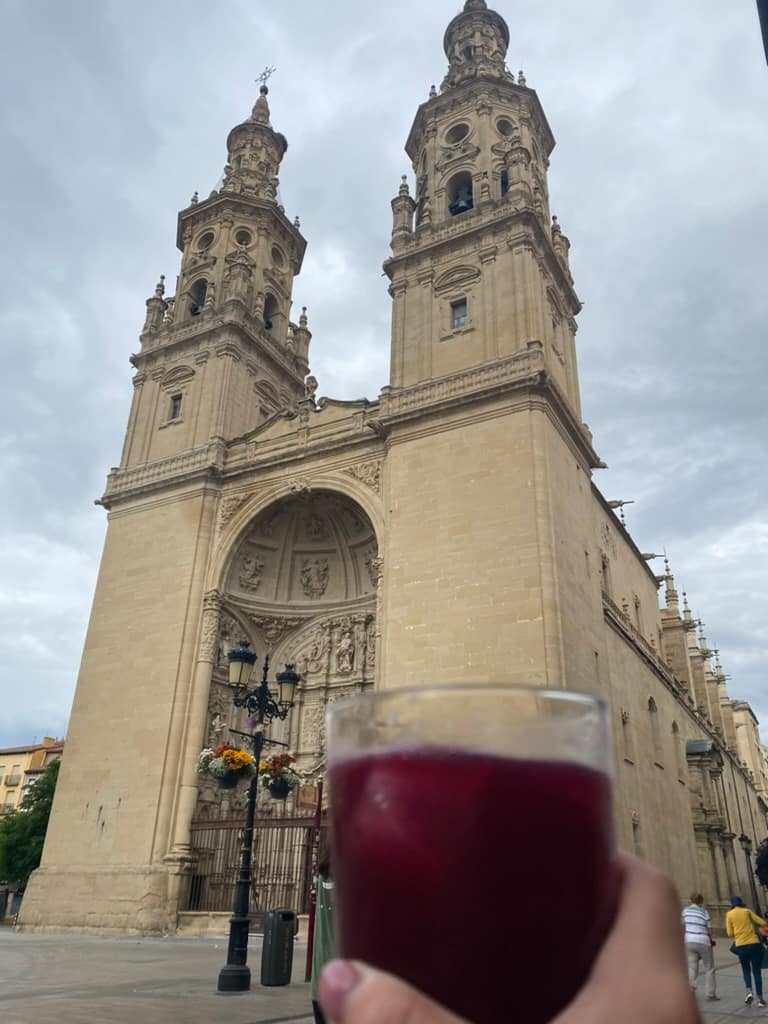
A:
[183,808,324,930]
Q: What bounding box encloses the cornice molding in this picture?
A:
[99,439,227,508]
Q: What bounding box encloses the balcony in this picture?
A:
[5,774,21,786]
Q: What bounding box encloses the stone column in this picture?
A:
[479,246,498,362]
[163,588,222,914]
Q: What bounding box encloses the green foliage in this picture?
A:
[0,759,60,888]
[756,838,768,890]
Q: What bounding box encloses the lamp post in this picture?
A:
[738,833,761,912]
[217,642,299,993]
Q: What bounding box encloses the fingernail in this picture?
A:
[319,959,363,1021]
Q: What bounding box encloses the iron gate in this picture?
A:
[183,809,324,930]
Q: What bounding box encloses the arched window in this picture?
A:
[448,172,474,216]
[190,279,207,317]
[263,294,279,331]
[500,170,509,197]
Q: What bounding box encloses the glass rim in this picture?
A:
[328,683,606,713]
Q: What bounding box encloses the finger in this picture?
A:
[553,854,699,1024]
[319,960,468,1024]
[591,854,688,981]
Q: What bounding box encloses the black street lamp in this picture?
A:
[217,642,299,993]
[738,833,761,912]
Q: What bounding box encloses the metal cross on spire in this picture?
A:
[257,66,277,88]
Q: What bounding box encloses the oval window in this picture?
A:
[271,246,286,269]
[196,231,215,252]
[496,118,516,137]
[445,122,470,145]
[235,228,252,247]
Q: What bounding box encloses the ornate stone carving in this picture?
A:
[336,628,355,674]
[217,611,247,666]
[300,701,327,753]
[304,513,329,540]
[198,590,222,662]
[289,477,312,495]
[251,614,304,644]
[238,552,266,592]
[345,460,382,494]
[295,623,332,679]
[258,508,281,537]
[207,680,233,723]
[208,711,228,746]
[364,548,379,588]
[300,557,329,598]
[218,492,250,530]
[364,616,377,670]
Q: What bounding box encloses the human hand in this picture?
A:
[318,855,701,1024]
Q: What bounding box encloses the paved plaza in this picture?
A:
[0,928,314,1024]
[1,926,767,1023]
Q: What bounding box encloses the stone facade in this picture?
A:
[20,1,767,933]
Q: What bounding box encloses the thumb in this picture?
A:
[319,960,468,1024]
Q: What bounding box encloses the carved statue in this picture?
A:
[209,712,227,744]
[300,557,329,598]
[337,630,355,674]
[239,553,266,592]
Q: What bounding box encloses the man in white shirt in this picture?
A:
[682,892,719,1000]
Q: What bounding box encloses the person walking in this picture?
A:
[726,895,768,1006]
[311,843,335,1024]
[682,892,719,1000]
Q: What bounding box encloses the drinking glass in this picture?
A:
[326,684,617,1024]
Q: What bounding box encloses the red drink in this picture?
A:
[330,748,616,1024]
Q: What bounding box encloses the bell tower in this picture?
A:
[385,0,581,417]
[123,81,310,470]
[378,0,600,692]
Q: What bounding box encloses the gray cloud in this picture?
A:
[1,0,766,747]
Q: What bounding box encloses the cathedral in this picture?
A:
[21,0,767,933]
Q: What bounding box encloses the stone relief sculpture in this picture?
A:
[336,629,355,674]
[198,590,222,662]
[304,513,328,540]
[300,557,329,598]
[364,548,379,588]
[209,711,227,745]
[345,460,382,494]
[218,493,249,531]
[239,552,266,592]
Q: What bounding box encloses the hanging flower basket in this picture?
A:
[259,752,302,800]
[197,745,255,787]
[267,778,291,800]
[218,770,242,790]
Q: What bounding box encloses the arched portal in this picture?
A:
[197,490,379,820]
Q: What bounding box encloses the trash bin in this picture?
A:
[260,907,298,986]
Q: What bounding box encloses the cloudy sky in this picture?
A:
[0,0,766,749]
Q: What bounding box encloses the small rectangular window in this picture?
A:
[170,394,183,420]
[451,299,468,330]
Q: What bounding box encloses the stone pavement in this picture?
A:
[0,928,314,1024]
[696,941,768,1021]
[4,925,768,1023]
